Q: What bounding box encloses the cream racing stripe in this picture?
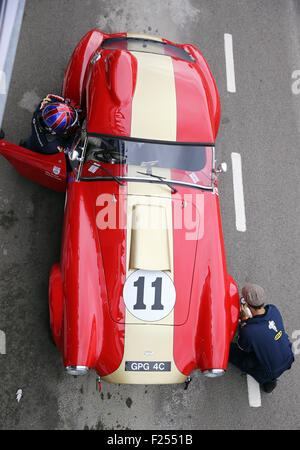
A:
[129,51,177,141]
[102,178,186,384]
[126,173,174,281]
[102,50,185,384]
[128,202,171,271]
[103,179,186,384]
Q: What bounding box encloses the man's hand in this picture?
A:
[240,304,251,319]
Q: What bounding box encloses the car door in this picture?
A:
[0,139,67,192]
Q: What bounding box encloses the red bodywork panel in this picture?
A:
[172,188,239,373]
[0,140,66,192]
[58,180,125,374]
[63,30,220,143]
[85,48,137,137]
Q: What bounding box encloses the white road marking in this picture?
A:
[0,0,26,127]
[0,330,6,354]
[224,33,236,93]
[0,70,6,95]
[247,375,261,407]
[231,152,246,232]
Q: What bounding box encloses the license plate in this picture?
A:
[125,361,171,372]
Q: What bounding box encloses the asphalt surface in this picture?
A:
[0,0,300,430]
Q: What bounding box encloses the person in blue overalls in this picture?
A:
[229,284,294,393]
[23,94,81,155]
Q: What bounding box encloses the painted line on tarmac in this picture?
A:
[0,70,6,95]
[247,375,261,407]
[0,0,26,127]
[231,152,246,232]
[225,32,260,408]
[0,330,6,354]
[224,33,236,93]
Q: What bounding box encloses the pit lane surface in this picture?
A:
[0,0,299,430]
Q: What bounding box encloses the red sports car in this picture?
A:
[0,30,240,388]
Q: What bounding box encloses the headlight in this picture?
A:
[202,369,225,378]
[65,365,89,376]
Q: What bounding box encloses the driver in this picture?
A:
[22,94,81,155]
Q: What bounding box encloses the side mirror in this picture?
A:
[69,149,79,161]
[214,162,227,174]
[69,148,83,162]
[219,162,227,173]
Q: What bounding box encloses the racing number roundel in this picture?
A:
[123,270,176,322]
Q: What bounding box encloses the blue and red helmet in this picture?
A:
[42,102,78,134]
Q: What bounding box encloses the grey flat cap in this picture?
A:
[242,284,266,307]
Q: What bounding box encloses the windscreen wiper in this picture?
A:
[137,171,178,193]
[86,161,125,186]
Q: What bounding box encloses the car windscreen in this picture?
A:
[101,37,195,62]
[79,135,214,189]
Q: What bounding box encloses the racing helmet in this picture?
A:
[42,101,78,134]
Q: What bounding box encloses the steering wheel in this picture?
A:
[93,150,126,164]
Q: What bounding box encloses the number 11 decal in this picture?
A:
[123,270,176,322]
[151,277,163,310]
[133,276,164,310]
[133,276,146,310]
